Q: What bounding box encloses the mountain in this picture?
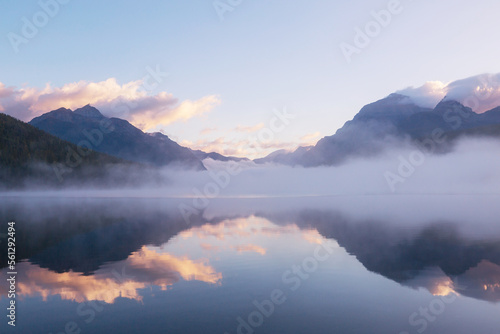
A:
[29,105,205,170]
[190,149,249,162]
[0,113,127,188]
[147,131,248,162]
[256,94,500,167]
[254,147,311,165]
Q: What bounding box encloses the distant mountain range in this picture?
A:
[2,91,500,188]
[190,149,249,162]
[255,95,500,166]
[26,105,248,170]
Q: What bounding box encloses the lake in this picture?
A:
[1,195,500,333]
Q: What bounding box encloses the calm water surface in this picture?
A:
[1,195,500,334]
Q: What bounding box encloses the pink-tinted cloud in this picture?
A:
[0,79,220,130]
[200,243,221,252]
[1,246,221,304]
[233,123,265,133]
[300,131,321,146]
[180,137,299,159]
[232,244,267,255]
[200,127,219,135]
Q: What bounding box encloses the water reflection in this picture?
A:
[1,196,500,333]
[2,198,500,304]
[0,202,325,306]
[261,209,500,302]
[9,246,221,303]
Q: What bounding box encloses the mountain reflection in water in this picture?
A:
[1,195,500,334]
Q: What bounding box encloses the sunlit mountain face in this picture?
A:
[1,196,500,333]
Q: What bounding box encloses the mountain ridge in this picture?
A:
[255,96,500,167]
[8,93,500,172]
[29,106,207,170]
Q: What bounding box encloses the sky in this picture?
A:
[1,0,500,158]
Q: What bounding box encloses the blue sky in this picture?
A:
[1,0,500,157]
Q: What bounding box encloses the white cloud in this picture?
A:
[445,73,500,113]
[397,81,447,109]
[396,73,500,113]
